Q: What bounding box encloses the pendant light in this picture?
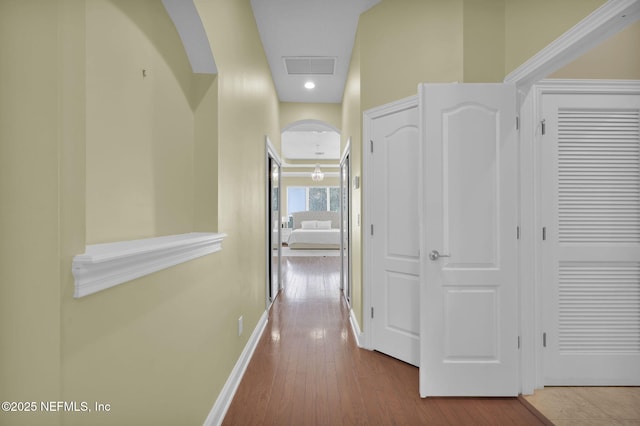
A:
[311,144,324,181]
[311,164,324,181]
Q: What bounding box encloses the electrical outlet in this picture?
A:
[238,316,243,336]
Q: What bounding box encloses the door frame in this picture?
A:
[507,1,640,394]
[340,138,352,306]
[362,95,419,350]
[357,0,639,395]
[530,79,640,388]
[265,136,282,309]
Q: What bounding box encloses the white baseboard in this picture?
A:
[349,309,364,348]
[203,310,268,426]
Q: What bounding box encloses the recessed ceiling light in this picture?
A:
[304,81,315,89]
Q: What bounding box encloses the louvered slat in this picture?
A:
[558,262,640,353]
[557,107,640,353]
[558,108,640,244]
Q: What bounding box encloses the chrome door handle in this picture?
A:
[429,250,451,261]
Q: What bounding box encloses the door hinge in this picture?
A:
[370,140,374,153]
[543,332,547,348]
[371,307,374,318]
[371,224,374,235]
[542,227,547,241]
[517,226,520,240]
[516,116,520,130]
[541,119,546,135]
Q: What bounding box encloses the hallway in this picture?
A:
[222,256,548,425]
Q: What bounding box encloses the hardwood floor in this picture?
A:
[223,256,548,425]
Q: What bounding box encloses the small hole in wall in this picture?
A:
[142,69,147,78]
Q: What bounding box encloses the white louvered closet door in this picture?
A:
[540,92,640,385]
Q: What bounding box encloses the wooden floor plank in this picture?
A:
[223,256,548,425]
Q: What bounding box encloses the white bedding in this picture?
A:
[287,228,340,248]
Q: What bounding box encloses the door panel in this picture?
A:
[420,83,518,397]
[444,289,498,360]
[444,104,499,268]
[371,103,420,366]
[387,129,420,259]
[386,273,420,335]
[541,92,640,385]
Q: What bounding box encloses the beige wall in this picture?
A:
[504,0,606,76]
[360,0,464,111]
[1,0,279,424]
[356,0,608,103]
[85,0,204,243]
[550,20,640,79]
[463,0,505,83]
[195,0,281,421]
[193,74,219,232]
[280,102,342,131]
[0,2,72,424]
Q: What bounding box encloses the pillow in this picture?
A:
[301,220,317,229]
[317,220,332,230]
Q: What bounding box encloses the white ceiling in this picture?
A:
[250,0,381,104]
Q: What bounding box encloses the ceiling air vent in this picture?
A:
[283,56,336,75]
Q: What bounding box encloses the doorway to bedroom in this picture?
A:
[277,119,351,306]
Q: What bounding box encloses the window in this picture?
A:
[287,187,340,216]
[329,187,340,212]
[287,187,306,216]
[309,187,327,211]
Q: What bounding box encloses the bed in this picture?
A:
[287,211,341,250]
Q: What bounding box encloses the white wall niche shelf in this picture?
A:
[72,232,226,298]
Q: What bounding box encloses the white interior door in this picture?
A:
[540,92,640,385]
[370,100,420,366]
[420,83,519,396]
